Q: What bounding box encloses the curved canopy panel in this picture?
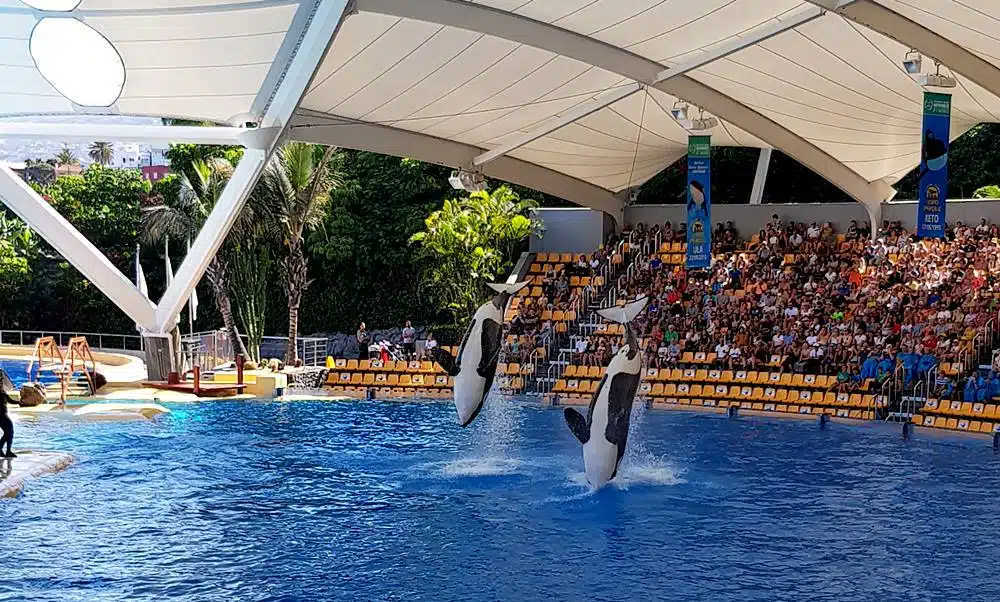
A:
[0,0,998,213]
[0,0,301,123]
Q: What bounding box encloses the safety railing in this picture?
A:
[182,330,328,366]
[0,329,144,352]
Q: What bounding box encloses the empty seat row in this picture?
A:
[921,399,1000,419]
[328,358,452,373]
[914,414,1000,433]
[327,372,453,387]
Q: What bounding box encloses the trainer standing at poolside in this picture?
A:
[0,370,15,458]
[356,322,370,360]
[402,320,416,360]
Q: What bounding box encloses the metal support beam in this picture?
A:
[290,110,624,218]
[357,0,895,206]
[806,0,1000,98]
[652,6,826,84]
[0,163,157,330]
[473,82,643,167]
[154,0,355,332]
[0,122,275,148]
[749,148,772,205]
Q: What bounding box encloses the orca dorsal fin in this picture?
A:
[564,408,590,444]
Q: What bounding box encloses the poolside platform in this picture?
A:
[0,451,74,498]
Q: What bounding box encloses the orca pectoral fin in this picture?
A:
[434,348,461,377]
[564,408,590,444]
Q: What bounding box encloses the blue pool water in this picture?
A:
[0,358,61,388]
[4,399,1000,602]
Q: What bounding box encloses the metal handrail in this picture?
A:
[0,329,144,352]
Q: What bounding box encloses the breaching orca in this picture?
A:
[564,296,649,488]
[433,280,530,427]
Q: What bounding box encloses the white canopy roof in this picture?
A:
[2,0,1000,213]
[2,0,1000,335]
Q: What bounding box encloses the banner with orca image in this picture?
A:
[685,135,711,269]
[917,91,950,238]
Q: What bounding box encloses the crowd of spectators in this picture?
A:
[502,248,614,366]
[569,216,1000,402]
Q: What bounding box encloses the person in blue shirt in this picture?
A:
[989,374,1000,400]
[876,356,894,381]
[900,352,919,387]
[964,375,978,403]
[917,353,937,374]
[976,374,989,402]
[860,354,878,380]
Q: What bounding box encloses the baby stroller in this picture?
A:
[370,340,405,362]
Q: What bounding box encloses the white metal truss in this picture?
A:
[749,148,773,205]
[289,110,624,219]
[354,0,896,207]
[0,163,158,330]
[807,0,1000,98]
[153,0,355,333]
[0,122,277,148]
[0,0,357,334]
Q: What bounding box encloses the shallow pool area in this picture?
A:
[5,399,1000,601]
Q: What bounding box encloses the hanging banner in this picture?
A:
[686,135,711,269]
[917,91,950,238]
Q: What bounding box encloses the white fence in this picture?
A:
[181,330,327,367]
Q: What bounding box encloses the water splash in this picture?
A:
[560,401,685,491]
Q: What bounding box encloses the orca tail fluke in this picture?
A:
[597,296,649,325]
[564,408,590,444]
[486,281,530,295]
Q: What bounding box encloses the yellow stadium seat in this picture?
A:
[681,352,694,364]
[387,374,399,386]
[695,369,708,382]
[690,384,704,397]
[651,383,665,396]
[587,366,601,379]
[362,373,375,385]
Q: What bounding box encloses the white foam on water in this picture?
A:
[558,402,686,492]
[436,457,525,478]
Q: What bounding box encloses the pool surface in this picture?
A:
[4,399,1000,601]
[0,358,61,389]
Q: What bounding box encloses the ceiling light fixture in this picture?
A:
[30,17,125,107]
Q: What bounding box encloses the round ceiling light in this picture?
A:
[30,17,125,107]
[20,0,82,10]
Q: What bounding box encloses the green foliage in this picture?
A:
[410,186,539,324]
[228,242,272,362]
[973,185,1000,199]
[298,151,452,334]
[41,164,149,266]
[88,141,114,166]
[55,146,78,166]
[0,214,36,290]
[164,143,243,184]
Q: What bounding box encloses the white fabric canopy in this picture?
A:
[1,0,999,209]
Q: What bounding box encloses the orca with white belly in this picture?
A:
[432,280,530,427]
[564,296,649,488]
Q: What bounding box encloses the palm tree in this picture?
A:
[88,141,113,165]
[255,143,341,363]
[55,147,78,167]
[141,158,250,360]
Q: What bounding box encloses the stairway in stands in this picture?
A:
[525,231,648,396]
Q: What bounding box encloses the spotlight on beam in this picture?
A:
[902,49,922,74]
[670,101,689,122]
[448,169,486,192]
[916,59,957,89]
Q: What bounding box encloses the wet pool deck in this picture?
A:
[0,451,74,498]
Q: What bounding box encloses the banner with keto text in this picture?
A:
[685,135,711,269]
[917,91,950,238]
